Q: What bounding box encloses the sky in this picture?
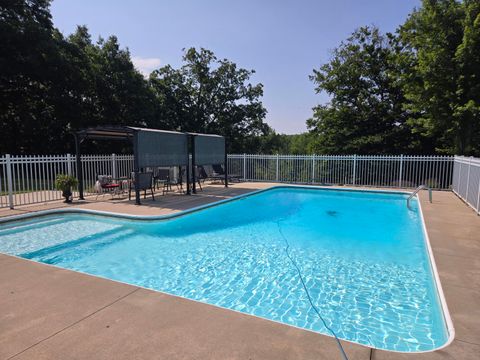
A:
[51,0,420,134]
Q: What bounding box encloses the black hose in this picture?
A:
[277,221,349,360]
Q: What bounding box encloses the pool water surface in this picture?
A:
[0,187,451,352]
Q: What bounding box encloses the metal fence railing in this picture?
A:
[228,154,454,190]
[452,156,480,215]
[0,154,134,209]
[1,153,455,209]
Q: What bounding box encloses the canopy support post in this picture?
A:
[191,135,196,194]
[74,133,85,200]
[224,139,228,188]
[133,132,141,205]
[186,152,191,196]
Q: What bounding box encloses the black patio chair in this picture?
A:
[154,168,171,194]
[156,167,184,193]
[129,171,155,200]
[194,166,209,191]
[168,167,185,192]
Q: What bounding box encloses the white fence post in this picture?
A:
[311,154,315,184]
[457,158,462,195]
[352,154,357,185]
[67,154,72,175]
[399,154,404,188]
[112,153,117,179]
[466,156,472,197]
[276,154,279,182]
[6,154,14,209]
[243,153,246,181]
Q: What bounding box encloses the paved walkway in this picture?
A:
[0,183,479,359]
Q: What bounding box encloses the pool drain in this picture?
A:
[276,221,349,360]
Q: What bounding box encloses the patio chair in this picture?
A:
[211,164,242,183]
[128,172,155,201]
[197,166,208,180]
[154,168,171,194]
[96,175,121,199]
[193,166,208,191]
[168,167,185,193]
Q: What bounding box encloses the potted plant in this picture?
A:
[55,174,78,203]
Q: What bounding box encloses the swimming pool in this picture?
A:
[0,186,452,352]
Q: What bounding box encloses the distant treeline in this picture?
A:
[1,0,479,156]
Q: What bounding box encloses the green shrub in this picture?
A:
[55,174,78,191]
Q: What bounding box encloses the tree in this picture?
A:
[0,0,58,153]
[251,132,316,154]
[307,1,480,156]
[307,26,414,154]
[398,0,466,154]
[398,0,480,155]
[0,3,157,154]
[93,35,157,130]
[149,48,269,152]
[454,0,480,155]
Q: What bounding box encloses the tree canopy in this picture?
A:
[0,0,269,154]
[307,27,415,155]
[308,0,480,156]
[149,48,268,153]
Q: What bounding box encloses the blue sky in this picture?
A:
[51,0,420,134]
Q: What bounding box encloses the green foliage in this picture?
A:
[0,2,268,155]
[398,0,469,154]
[54,174,78,191]
[308,0,480,156]
[0,0,158,155]
[307,27,414,154]
[149,48,268,152]
[1,0,57,153]
[454,0,480,155]
[250,132,316,154]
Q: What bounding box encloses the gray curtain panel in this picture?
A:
[194,134,225,165]
[136,130,188,168]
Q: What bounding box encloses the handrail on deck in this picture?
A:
[407,185,432,210]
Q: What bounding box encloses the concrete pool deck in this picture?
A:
[0,183,479,359]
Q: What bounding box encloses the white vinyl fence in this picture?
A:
[0,154,133,209]
[1,153,455,209]
[452,156,480,215]
[228,154,454,189]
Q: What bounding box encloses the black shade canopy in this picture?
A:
[75,126,136,141]
[76,126,189,167]
[74,126,228,204]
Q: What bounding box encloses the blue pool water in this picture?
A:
[0,187,449,352]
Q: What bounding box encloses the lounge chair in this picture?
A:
[129,172,155,200]
[211,164,242,183]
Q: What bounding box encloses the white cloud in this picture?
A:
[132,56,162,77]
